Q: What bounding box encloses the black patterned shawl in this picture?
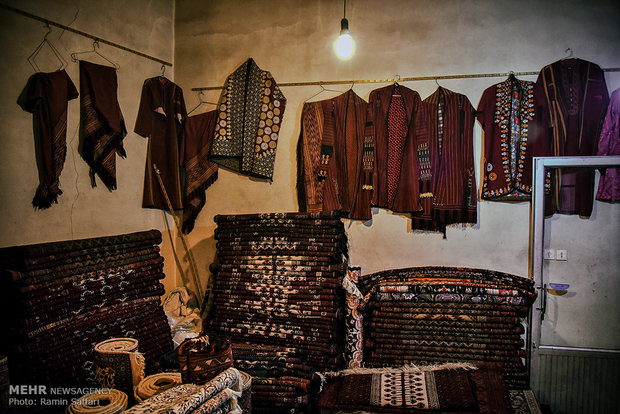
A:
[78,60,127,190]
[211,58,286,179]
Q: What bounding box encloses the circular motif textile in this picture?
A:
[211,58,286,179]
[66,389,128,414]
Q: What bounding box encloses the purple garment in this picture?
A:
[596,88,620,202]
[536,58,609,217]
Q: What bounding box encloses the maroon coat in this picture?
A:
[477,75,551,200]
[134,77,187,210]
[413,87,477,234]
[366,84,426,214]
[18,70,79,209]
[536,58,609,217]
[297,90,369,219]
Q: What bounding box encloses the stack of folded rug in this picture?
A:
[207,211,348,413]
[0,230,173,387]
[232,342,312,412]
[357,266,537,389]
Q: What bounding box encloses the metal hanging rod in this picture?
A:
[192,68,620,91]
[1,3,172,67]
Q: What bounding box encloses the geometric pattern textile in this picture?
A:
[207,211,348,413]
[357,266,536,389]
[315,363,514,413]
[0,230,173,390]
[211,58,286,179]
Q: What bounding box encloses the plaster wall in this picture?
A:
[0,0,178,294]
[174,0,620,349]
[0,0,617,351]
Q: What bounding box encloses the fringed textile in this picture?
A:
[181,110,219,234]
[358,266,536,390]
[17,70,78,209]
[78,61,127,190]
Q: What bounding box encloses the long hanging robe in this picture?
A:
[596,87,620,202]
[413,87,477,235]
[366,83,426,214]
[297,99,332,213]
[211,58,286,180]
[476,75,551,200]
[78,61,127,191]
[296,90,369,219]
[536,58,609,217]
[134,77,187,210]
[180,110,219,234]
[18,70,79,209]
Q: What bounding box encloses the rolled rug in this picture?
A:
[66,388,128,414]
[238,370,252,414]
[94,338,145,402]
[125,367,244,413]
[135,372,183,402]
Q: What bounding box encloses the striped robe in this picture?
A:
[366,83,426,215]
[297,90,369,219]
[413,87,477,235]
[536,58,609,217]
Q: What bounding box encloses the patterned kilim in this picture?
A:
[125,367,246,414]
[357,266,536,390]
[207,211,348,413]
[315,363,514,413]
[0,230,173,390]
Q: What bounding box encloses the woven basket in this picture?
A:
[178,334,233,384]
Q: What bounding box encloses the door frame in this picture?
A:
[528,156,620,362]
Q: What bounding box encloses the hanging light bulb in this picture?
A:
[334,0,354,60]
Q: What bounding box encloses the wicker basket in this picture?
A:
[178,334,233,384]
